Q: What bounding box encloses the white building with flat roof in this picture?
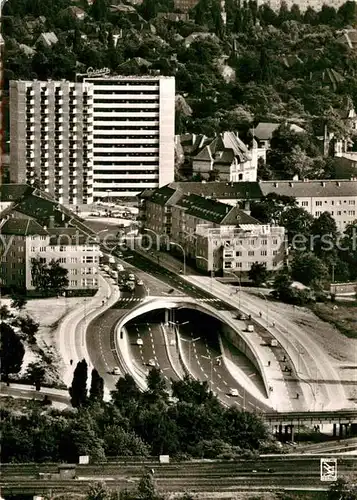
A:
[84,75,175,201]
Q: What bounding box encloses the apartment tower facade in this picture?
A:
[10,80,94,205]
[84,75,175,202]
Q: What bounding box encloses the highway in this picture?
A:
[126,321,179,387]
[177,320,270,412]
[1,457,356,494]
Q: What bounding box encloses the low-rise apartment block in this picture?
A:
[169,178,357,232]
[139,185,286,273]
[0,184,100,295]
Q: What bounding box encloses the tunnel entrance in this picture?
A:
[125,307,267,409]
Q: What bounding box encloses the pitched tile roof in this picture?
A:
[174,193,259,225]
[146,186,178,206]
[1,217,49,236]
[169,181,263,199]
[260,179,357,198]
[0,184,33,202]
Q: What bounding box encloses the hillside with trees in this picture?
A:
[2,0,357,179]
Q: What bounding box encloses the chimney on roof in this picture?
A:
[321,181,325,187]
[274,182,278,187]
[337,181,341,187]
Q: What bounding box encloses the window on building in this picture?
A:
[236,262,242,268]
[337,211,342,216]
[248,251,255,256]
[316,201,323,206]
[349,200,355,205]
[315,211,321,216]
[224,262,232,269]
[69,269,77,275]
[302,201,308,207]
[348,211,355,216]
[262,240,267,245]
[59,257,66,263]
[273,239,278,245]
[71,257,78,263]
[261,250,267,256]
[70,280,77,286]
[273,250,278,255]
[236,251,242,257]
[39,247,46,252]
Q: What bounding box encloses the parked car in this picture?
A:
[112,367,121,375]
[229,388,239,397]
[136,338,143,346]
[137,279,144,286]
[148,359,156,367]
[128,273,135,281]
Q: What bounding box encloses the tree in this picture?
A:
[291,252,329,287]
[0,322,25,384]
[89,368,104,403]
[328,477,357,500]
[248,262,268,287]
[280,206,314,244]
[26,362,46,391]
[16,314,39,342]
[10,291,27,310]
[311,212,338,258]
[69,359,88,407]
[250,193,296,224]
[146,367,169,403]
[171,375,213,404]
[111,373,141,411]
[86,482,112,500]
[31,258,69,297]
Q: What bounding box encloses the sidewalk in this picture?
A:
[57,273,120,396]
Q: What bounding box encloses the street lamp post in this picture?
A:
[224,270,242,310]
[202,354,222,391]
[196,255,215,290]
[258,291,269,326]
[170,242,186,275]
[178,331,200,373]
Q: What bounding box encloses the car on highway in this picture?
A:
[128,273,135,281]
[136,338,143,346]
[112,367,121,375]
[137,279,144,286]
[148,359,156,367]
[229,388,239,397]
[116,264,124,272]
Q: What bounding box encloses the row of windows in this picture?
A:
[94,108,159,114]
[94,161,157,166]
[93,135,158,139]
[94,125,159,130]
[315,210,355,216]
[315,200,356,206]
[93,89,159,95]
[93,152,157,157]
[88,80,159,86]
[95,116,158,122]
[93,144,158,149]
[94,99,159,104]
[93,170,158,175]
[96,179,157,184]
[231,250,278,257]
[224,261,278,269]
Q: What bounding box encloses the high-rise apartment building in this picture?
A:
[10,80,94,205]
[84,75,175,202]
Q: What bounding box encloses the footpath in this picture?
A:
[57,273,120,399]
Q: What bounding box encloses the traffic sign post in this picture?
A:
[320,458,337,482]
